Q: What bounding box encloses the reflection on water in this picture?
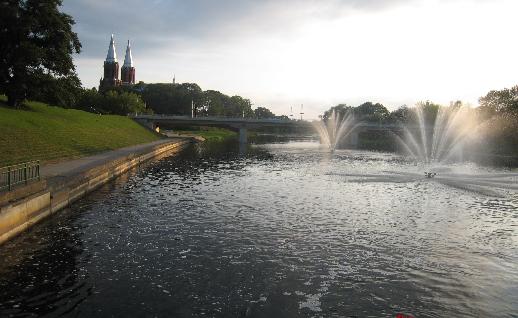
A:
[0,139,517,317]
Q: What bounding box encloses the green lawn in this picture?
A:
[0,96,161,166]
[170,127,237,141]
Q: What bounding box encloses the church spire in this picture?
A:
[123,40,133,67]
[121,39,136,85]
[106,34,117,63]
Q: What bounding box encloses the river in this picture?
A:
[0,139,517,317]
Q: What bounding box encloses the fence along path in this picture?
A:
[0,161,40,192]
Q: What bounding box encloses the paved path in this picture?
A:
[42,138,188,180]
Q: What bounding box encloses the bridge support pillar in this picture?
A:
[239,127,247,144]
[134,119,160,133]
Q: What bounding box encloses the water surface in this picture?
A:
[1,140,517,317]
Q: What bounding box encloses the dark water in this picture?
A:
[1,140,517,317]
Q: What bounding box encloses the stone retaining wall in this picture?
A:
[0,139,191,245]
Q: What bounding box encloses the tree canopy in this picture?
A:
[355,102,390,123]
[254,107,275,119]
[322,102,390,123]
[479,85,518,119]
[76,88,150,115]
[138,83,272,118]
[0,0,82,107]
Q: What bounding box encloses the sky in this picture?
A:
[63,0,518,119]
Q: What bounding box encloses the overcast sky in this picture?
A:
[63,0,518,118]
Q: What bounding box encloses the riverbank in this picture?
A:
[0,97,161,166]
[0,138,193,245]
[164,127,237,141]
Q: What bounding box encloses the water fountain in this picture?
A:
[395,105,478,164]
[313,110,358,151]
[327,105,518,197]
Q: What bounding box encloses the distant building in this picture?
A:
[121,40,135,85]
[99,34,135,91]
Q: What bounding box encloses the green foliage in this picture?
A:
[229,95,253,118]
[414,100,441,125]
[203,90,228,116]
[322,104,353,121]
[387,105,411,123]
[171,127,237,141]
[0,0,82,107]
[102,90,149,115]
[141,83,204,115]
[355,102,390,123]
[358,131,396,151]
[477,86,518,155]
[254,107,275,119]
[29,75,83,108]
[323,102,389,123]
[139,83,267,118]
[76,88,150,115]
[479,85,518,118]
[0,96,160,166]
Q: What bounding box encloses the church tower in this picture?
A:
[121,40,135,85]
[99,34,121,90]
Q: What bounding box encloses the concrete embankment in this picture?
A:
[0,138,192,245]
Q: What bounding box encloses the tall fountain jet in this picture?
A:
[313,110,358,151]
[396,105,477,164]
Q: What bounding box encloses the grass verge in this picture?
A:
[168,127,237,141]
[0,96,161,166]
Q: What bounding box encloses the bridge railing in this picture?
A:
[0,161,40,192]
[131,113,299,124]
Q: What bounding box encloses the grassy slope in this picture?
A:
[0,97,161,166]
[172,127,237,141]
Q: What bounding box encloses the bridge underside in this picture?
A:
[136,119,264,143]
[133,116,411,148]
[134,117,314,144]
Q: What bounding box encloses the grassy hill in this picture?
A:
[0,96,161,166]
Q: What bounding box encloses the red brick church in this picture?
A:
[99,34,135,90]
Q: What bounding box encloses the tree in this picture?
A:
[104,90,148,115]
[76,89,149,115]
[388,105,411,123]
[354,102,389,123]
[479,85,518,119]
[322,102,389,123]
[0,0,82,107]
[254,107,275,119]
[477,85,518,155]
[323,104,353,121]
[203,90,227,116]
[414,100,441,125]
[29,74,82,108]
[229,95,253,117]
[140,83,204,115]
[76,88,103,113]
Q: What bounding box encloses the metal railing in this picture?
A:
[0,161,40,192]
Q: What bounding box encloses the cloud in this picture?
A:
[63,0,418,58]
[63,0,518,118]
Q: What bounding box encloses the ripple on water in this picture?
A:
[0,141,517,317]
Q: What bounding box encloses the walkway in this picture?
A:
[42,138,189,189]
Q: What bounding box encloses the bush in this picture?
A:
[76,89,150,115]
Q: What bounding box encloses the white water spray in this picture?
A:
[313,110,358,151]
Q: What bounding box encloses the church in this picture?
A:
[99,34,135,90]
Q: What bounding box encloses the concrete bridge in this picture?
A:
[131,114,408,145]
[132,114,311,143]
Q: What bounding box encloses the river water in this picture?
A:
[0,139,517,317]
